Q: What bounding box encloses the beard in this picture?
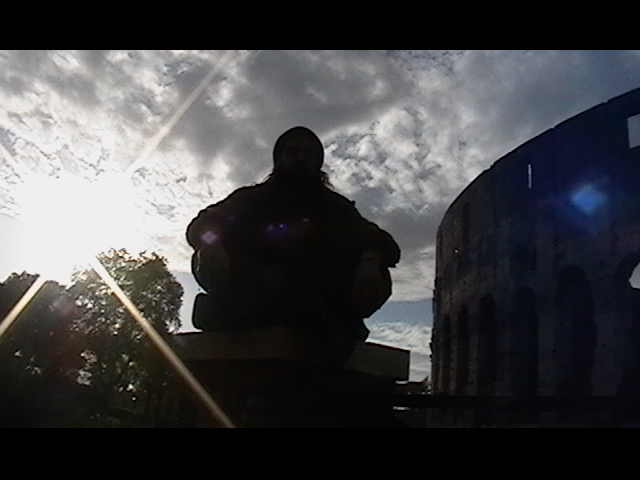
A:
[270,166,325,196]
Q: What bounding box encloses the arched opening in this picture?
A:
[511,287,538,396]
[439,315,452,394]
[615,253,640,396]
[554,266,596,396]
[455,306,470,395]
[476,294,497,395]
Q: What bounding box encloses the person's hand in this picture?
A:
[350,250,391,318]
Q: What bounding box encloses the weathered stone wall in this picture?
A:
[433,87,640,400]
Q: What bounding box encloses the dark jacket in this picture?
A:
[186,179,400,336]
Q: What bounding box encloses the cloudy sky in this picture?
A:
[1,50,640,381]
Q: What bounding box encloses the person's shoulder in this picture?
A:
[323,188,356,206]
[321,188,364,218]
[216,183,268,204]
[229,183,266,196]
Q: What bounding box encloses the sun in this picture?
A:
[13,172,145,283]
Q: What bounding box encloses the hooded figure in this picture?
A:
[187,127,400,362]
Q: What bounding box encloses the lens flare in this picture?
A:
[201,230,218,245]
[89,256,235,428]
[570,183,607,215]
[0,275,46,342]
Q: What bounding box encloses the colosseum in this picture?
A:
[431,86,640,421]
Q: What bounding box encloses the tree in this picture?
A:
[70,248,183,334]
[0,249,185,426]
[0,272,89,426]
[68,248,184,425]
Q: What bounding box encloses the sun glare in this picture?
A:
[13,173,144,283]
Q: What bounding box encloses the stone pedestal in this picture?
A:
[173,327,410,427]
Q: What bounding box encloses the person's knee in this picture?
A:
[350,264,392,318]
[192,244,230,292]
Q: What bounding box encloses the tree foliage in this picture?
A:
[0,273,89,426]
[0,248,184,427]
[70,249,183,334]
[69,248,184,424]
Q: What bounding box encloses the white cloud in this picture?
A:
[4,49,640,388]
[3,50,640,308]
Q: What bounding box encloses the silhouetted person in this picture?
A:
[187,127,400,362]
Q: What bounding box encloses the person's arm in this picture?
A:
[355,221,401,267]
[335,196,400,317]
[186,194,239,293]
[187,202,229,250]
[350,247,393,318]
[335,194,400,267]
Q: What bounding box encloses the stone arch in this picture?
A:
[454,306,470,394]
[554,265,596,396]
[476,294,498,395]
[511,287,538,396]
